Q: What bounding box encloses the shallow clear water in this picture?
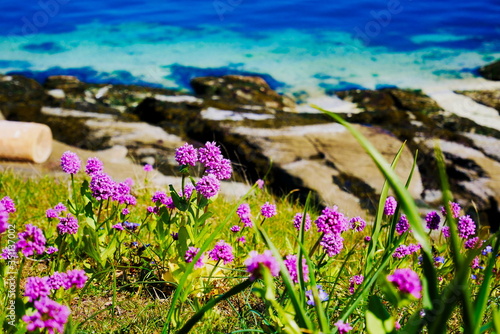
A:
[1,0,499,95]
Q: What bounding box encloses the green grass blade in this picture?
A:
[295,236,330,333]
[387,150,419,249]
[177,279,253,334]
[473,233,500,327]
[315,106,431,255]
[427,144,471,333]
[297,192,313,300]
[257,227,314,330]
[366,142,406,274]
[316,106,440,330]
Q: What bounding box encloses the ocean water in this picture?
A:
[0,0,499,97]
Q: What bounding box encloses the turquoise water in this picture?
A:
[1,0,499,95]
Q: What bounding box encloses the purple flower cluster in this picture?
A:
[392,244,421,259]
[185,247,204,268]
[349,275,364,294]
[293,213,311,231]
[195,174,221,199]
[245,250,280,281]
[85,157,103,176]
[25,276,51,302]
[89,172,115,201]
[15,224,46,256]
[152,191,168,205]
[175,143,198,166]
[441,201,461,219]
[0,203,9,234]
[441,226,450,238]
[0,245,17,260]
[471,256,481,269]
[230,225,241,233]
[46,246,58,254]
[396,214,410,235]
[349,216,366,232]
[180,184,195,199]
[315,206,348,235]
[206,158,232,180]
[237,203,252,227]
[47,272,67,290]
[464,237,482,249]
[284,254,309,283]
[64,269,88,289]
[315,206,349,257]
[334,320,353,334]
[384,196,397,216]
[60,151,81,174]
[305,285,329,306]
[261,202,277,218]
[387,268,422,299]
[23,297,70,334]
[199,141,232,180]
[57,214,79,235]
[151,191,175,209]
[0,196,16,213]
[123,221,140,231]
[23,269,87,333]
[458,215,476,239]
[46,202,67,219]
[113,182,130,203]
[425,211,441,230]
[209,240,234,264]
[198,141,221,166]
[88,172,137,204]
[320,233,344,257]
[112,223,124,231]
[143,164,153,172]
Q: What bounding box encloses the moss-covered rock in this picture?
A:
[191,75,296,113]
[43,75,184,115]
[335,88,442,114]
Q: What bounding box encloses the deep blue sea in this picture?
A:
[1,0,499,96]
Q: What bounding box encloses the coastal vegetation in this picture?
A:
[1,114,499,333]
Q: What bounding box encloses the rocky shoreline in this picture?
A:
[1,60,499,229]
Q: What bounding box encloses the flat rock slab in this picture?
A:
[230,123,423,217]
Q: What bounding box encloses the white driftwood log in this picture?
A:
[0,121,52,163]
